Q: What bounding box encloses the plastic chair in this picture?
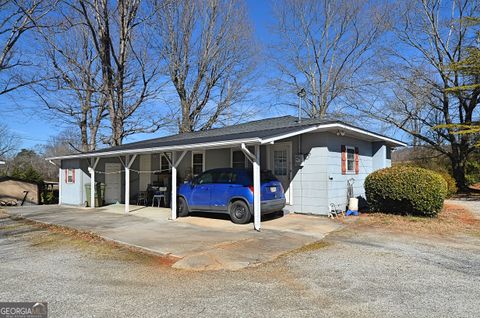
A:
[136,191,148,206]
[328,203,344,218]
[152,187,167,207]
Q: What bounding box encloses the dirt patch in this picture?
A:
[5,215,180,267]
[339,202,480,237]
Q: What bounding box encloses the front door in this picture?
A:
[270,143,292,204]
[105,163,122,204]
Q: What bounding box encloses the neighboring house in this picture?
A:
[0,176,41,205]
[0,161,5,165]
[47,116,406,230]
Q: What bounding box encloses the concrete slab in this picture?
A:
[4,204,342,271]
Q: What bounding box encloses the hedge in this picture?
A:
[436,171,458,198]
[365,166,448,217]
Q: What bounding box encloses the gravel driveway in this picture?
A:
[1,213,479,318]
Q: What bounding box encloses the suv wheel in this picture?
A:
[177,197,189,217]
[229,200,251,224]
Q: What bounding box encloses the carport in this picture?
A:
[49,139,264,230]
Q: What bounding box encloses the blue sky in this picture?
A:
[0,0,406,151]
[0,0,279,150]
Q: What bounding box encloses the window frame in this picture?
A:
[65,169,75,184]
[345,146,356,173]
[231,149,246,168]
[191,151,205,176]
[160,152,172,172]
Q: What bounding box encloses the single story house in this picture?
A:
[0,176,41,205]
[46,116,406,230]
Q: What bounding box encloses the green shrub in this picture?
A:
[436,171,458,198]
[365,166,448,217]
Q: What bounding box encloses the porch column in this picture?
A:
[124,155,137,214]
[241,143,261,231]
[88,157,100,208]
[253,145,261,231]
[170,150,188,220]
[58,167,62,206]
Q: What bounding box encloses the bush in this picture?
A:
[365,166,448,217]
[436,171,458,198]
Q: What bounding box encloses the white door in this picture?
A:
[270,143,292,204]
[105,163,122,204]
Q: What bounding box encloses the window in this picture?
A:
[232,150,246,168]
[346,146,355,172]
[213,170,233,184]
[192,152,204,176]
[273,150,288,176]
[198,171,213,184]
[65,169,75,184]
[161,152,172,172]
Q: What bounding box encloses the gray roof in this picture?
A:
[48,116,406,159]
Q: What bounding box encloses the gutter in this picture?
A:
[46,137,262,161]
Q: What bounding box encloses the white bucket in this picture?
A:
[348,198,359,211]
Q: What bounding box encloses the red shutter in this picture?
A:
[72,169,76,183]
[355,147,359,175]
[341,145,346,175]
[65,170,68,183]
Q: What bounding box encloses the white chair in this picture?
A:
[328,203,344,218]
[152,187,167,207]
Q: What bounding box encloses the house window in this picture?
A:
[232,150,246,168]
[346,146,355,172]
[65,169,75,184]
[161,152,172,172]
[273,150,288,176]
[192,152,204,176]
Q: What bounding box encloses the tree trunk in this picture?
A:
[451,155,468,191]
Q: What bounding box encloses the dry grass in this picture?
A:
[341,202,480,237]
[4,215,179,267]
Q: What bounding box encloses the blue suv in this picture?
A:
[177,168,286,224]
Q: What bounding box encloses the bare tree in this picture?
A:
[0,123,18,158]
[270,0,386,118]
[153,0,256,133]
[32,6,107,152]
[354,0,480,189]
[62,0,164,146]
[0,0,52,95]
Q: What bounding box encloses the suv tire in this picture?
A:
[229,200,251,224]
[177,197,189,217]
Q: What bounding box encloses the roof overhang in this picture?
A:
[46,137,262,161]
[261,123,407,147]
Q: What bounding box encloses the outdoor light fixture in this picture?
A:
[336,130,345,136]
[297,88,306,123]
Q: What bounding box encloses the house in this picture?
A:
[0,176,41,205]
[46,116,406,230]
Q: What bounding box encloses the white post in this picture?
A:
[253,144,261,231]
[89,167,95,208]
[124,154,137,214]
[88,158,99,208]
[125,155,130,214]
[170,150,187,220]
[171,164,177,220]
[58,167,62,206]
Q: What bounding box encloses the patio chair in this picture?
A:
[152,187,167,208]
[328,203,344,218]
[136,191,148,206]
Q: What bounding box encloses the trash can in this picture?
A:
[85,183,105,207]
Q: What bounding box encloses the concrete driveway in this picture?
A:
[5,204,341,270]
